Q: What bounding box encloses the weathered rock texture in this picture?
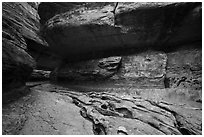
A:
[38,2,83,25]
[115,2,201,47]
[2,2,40,91]
[39,2,201,90]
[2,2,202,135]
[3,83,201,135]
[29,69,51,81]
[165,44,202,90]
[113,51,167,88]
[50,57,121,81]
[50,46,201,90]
[51,86,202,135]
[38,2,115,25]
[2,2,62,100]
[41,2,201,62]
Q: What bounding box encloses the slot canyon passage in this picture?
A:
[2,2,202,135]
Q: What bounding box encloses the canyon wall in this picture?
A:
[2,2,61,99]
[3,2,40,92]
[39,2,201,89]
[2,2,202,95]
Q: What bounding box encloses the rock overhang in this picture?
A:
[40,2,201,62]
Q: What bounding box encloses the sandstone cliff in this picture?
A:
[39,2,201,90]
[2,2,202,135]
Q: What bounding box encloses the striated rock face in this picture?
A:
[41,2,201,62]
[2,38,35,90]
[38,2,201,90]
[50,47,201,90]
[50,51,168,89]
[50,57,122,81]
[2,2,201,90]
[2,2,47,92]
[2,2,202,135]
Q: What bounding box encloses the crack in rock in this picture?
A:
[58,91,202,135]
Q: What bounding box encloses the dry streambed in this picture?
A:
[2,83,202,135]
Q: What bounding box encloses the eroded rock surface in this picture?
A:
[113,51,167,88]
[2,83,94,135]
[38,2,112,24]
[71,92,201,135]
[50,56,121,81]
[165,45,202,90]
[115,2,201,46]
[3,83,200,135]
[41,2,201,61]
[2,2,60,95]
[2,2,40,91]
[29,69,51,81]
[2,2,202,135]
[50,48,201,90]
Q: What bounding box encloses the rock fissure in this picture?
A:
[53,89,201,135]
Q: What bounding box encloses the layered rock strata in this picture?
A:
[41,2,201,61]
[2,2,49,95]
[39,2,201,90]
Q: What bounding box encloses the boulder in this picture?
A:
[42,2,201,62]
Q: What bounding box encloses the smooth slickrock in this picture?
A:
[42,2,201,62]
[2,83,94,135]
[2,82,201,135]
[50,57,122,81]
